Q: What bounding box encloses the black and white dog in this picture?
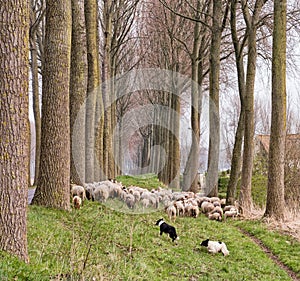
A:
[155,218,179,242]
[200,239,229,256]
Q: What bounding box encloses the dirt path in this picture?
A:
[238,227,299,281]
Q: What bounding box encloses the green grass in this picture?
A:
[218,176,230,198]
[1,200,298,280]
[1,174,298,280]
[116,173,167,190]
[233,220,300,278]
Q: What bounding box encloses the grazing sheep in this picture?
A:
[220,198,226,206]
[211,206,223,217]
[224,208,239,220]
[201,201,215,213]
[129,188,141,202]
[208,212,222,221]
[165,204,177,222]
[185,204,200,218]
[141,192,158,209]
[210,197,221,204]
[124,193,135,209]
[71,184,86,204]
[141,198,150,209]
[174,201,185,217]
[93,185,109,203]
[73,195,82,209]
[213,201,221,207]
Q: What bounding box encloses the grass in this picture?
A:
[116,173,167,190]
[1,200,298,281]
[233,220,300,278]
[1,174,299,280]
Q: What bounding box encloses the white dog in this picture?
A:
[200,239,229,256]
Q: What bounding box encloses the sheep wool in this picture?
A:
[73,196,82,209]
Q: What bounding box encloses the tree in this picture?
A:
[101,0,114,179]
[32,0,72,209]
[0,0,30,262]
[70,0,88,185]
[264,0,287,220]
[85,0,102,182]
[239,0,267,216]
[182,0,202,192]
[206,0,227,197]
[226,0,246,205]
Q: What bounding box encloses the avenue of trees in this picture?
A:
[0,0,299,261]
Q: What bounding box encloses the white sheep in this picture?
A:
[129,188,141,202]
[224,208,239,220]
[73,195,82,209]
[174,201,185,217]
[141,198,150,209]
[141,192,158,209]
[124,193,135,209]
[185,204,200,218]
[208,212,222,221]
[165,204,177,222]
[201,201,215,213]
[84,183,95,201]
[211,206,223,217]
[71,184,86,205]
[93,184,109,203]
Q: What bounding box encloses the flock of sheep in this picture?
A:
[70,179,240,222]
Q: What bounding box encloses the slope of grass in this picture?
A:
[0,200,296,281]
[233,220,300,278]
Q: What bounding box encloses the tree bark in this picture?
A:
[226,0,246,205]
[32,0,72,210]
[239,0,266,215]
[102,0,114,179]
[70,0,88,185]
[0,0,30,262]
[206,0,223,197]
[182,1,202,192]
[85,0,102,182]
[264,0,286,221]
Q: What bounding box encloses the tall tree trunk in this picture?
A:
[0,0,29,262]
[239,0,266,215]
[85,0,101,182]
[102,0,114,179]
[70,0,88,185]
[206,0,223,197]
[169,86,181,189]
[182,3,201,192]
[32,0,72,210]
[239,27,256,215]
[226,0,246,205]
[264,0,286,221]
